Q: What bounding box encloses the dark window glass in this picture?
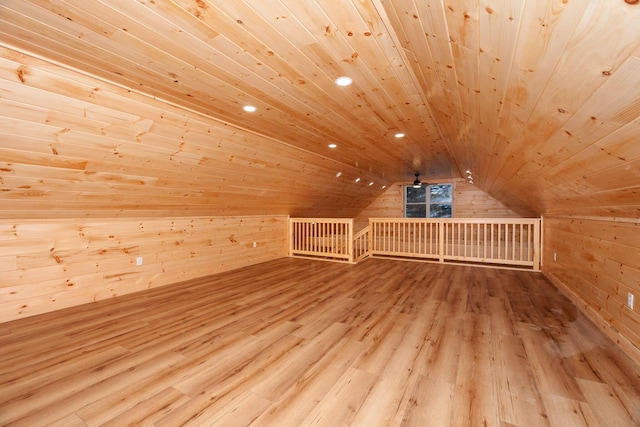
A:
[405,183,453,218]
[406,186,426,203]
[430,203,451,218]
[406,204,427,218]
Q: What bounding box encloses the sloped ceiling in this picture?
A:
[1,0,639,218]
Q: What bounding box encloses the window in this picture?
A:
[405,183,453,218]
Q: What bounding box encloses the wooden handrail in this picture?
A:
[290,217,541,270]
[353,226,370,263]
[289,218,354,262]
[369,218,541,270]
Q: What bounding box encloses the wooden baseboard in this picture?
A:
[544,271,640,367]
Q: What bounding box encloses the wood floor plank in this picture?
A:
[576,378,637,427]
[250,321,351,400]
[493,334,551,426]
[98,386,190,427]
[350,309,435,426]
[1,257,640,426]
[251,337,364,426]
[298,367,378,426]
[450,313,501,426]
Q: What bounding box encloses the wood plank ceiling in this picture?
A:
[1,0,640,218]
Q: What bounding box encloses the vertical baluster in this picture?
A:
[384,221,388,253]
[330,222,333,255]
[519,223,524,261]
[372,222,376,253]
[326,222,330,255]
[395,221,398,254]
[332,222,335,255]
[483,223,487,260]
[528,223,533,261]
[325,221,328,255]
[439,221,444,261]
[498,224,502,260]
[512,223,516,261]
[411,222,415,255]
[393,221,397,254]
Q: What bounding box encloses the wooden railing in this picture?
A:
[353,226,370,263]
[289,218,353,262]
[370,218,541,270]
[289,217,541,270]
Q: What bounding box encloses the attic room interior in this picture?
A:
[1,0,640,425]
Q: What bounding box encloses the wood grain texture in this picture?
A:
[543,216,640,366]
[0,47,387,219]
[1,1,640,219]
[1,257,639,426]
[0,215,288,322]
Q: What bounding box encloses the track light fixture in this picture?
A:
[413,172,422,188]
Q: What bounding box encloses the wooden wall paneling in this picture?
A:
[0,47,387,219]
[505,56,640,215]
[354,178,520,230]
[0,5,191,104]
[444,0,480,173]
[378,0,465,174]
[0,216,288,323]
[2,0,640,222]
[484,0,587,193]
[411,0,467,167]
[317,0,430,136]
[544,117,640,187]
[168,0,445,169]
[354,183,405,230]
[543,187,640,219]
[543,216,640,364]
[454,180,520,218]
[0,19,380,182]
[475,0,525,184]
[485,1,640,216]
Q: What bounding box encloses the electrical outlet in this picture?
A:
[628,293,634,310]
[253,241,257,248]
[136,256,143,266]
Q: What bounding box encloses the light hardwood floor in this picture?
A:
[1,257,639,426]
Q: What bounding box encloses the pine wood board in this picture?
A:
[2,257,640,425]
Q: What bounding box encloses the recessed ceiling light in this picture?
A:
[328,143,337,148]
[243,105,257,112]
[394,133,405,138]
[369,182,374,186]
[355,177,361,182]
[336,172,342,177]
[382,185,387,189]
[335,76,353,86]
[466,170,472,174]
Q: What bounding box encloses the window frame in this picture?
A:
[404,182,454,218]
